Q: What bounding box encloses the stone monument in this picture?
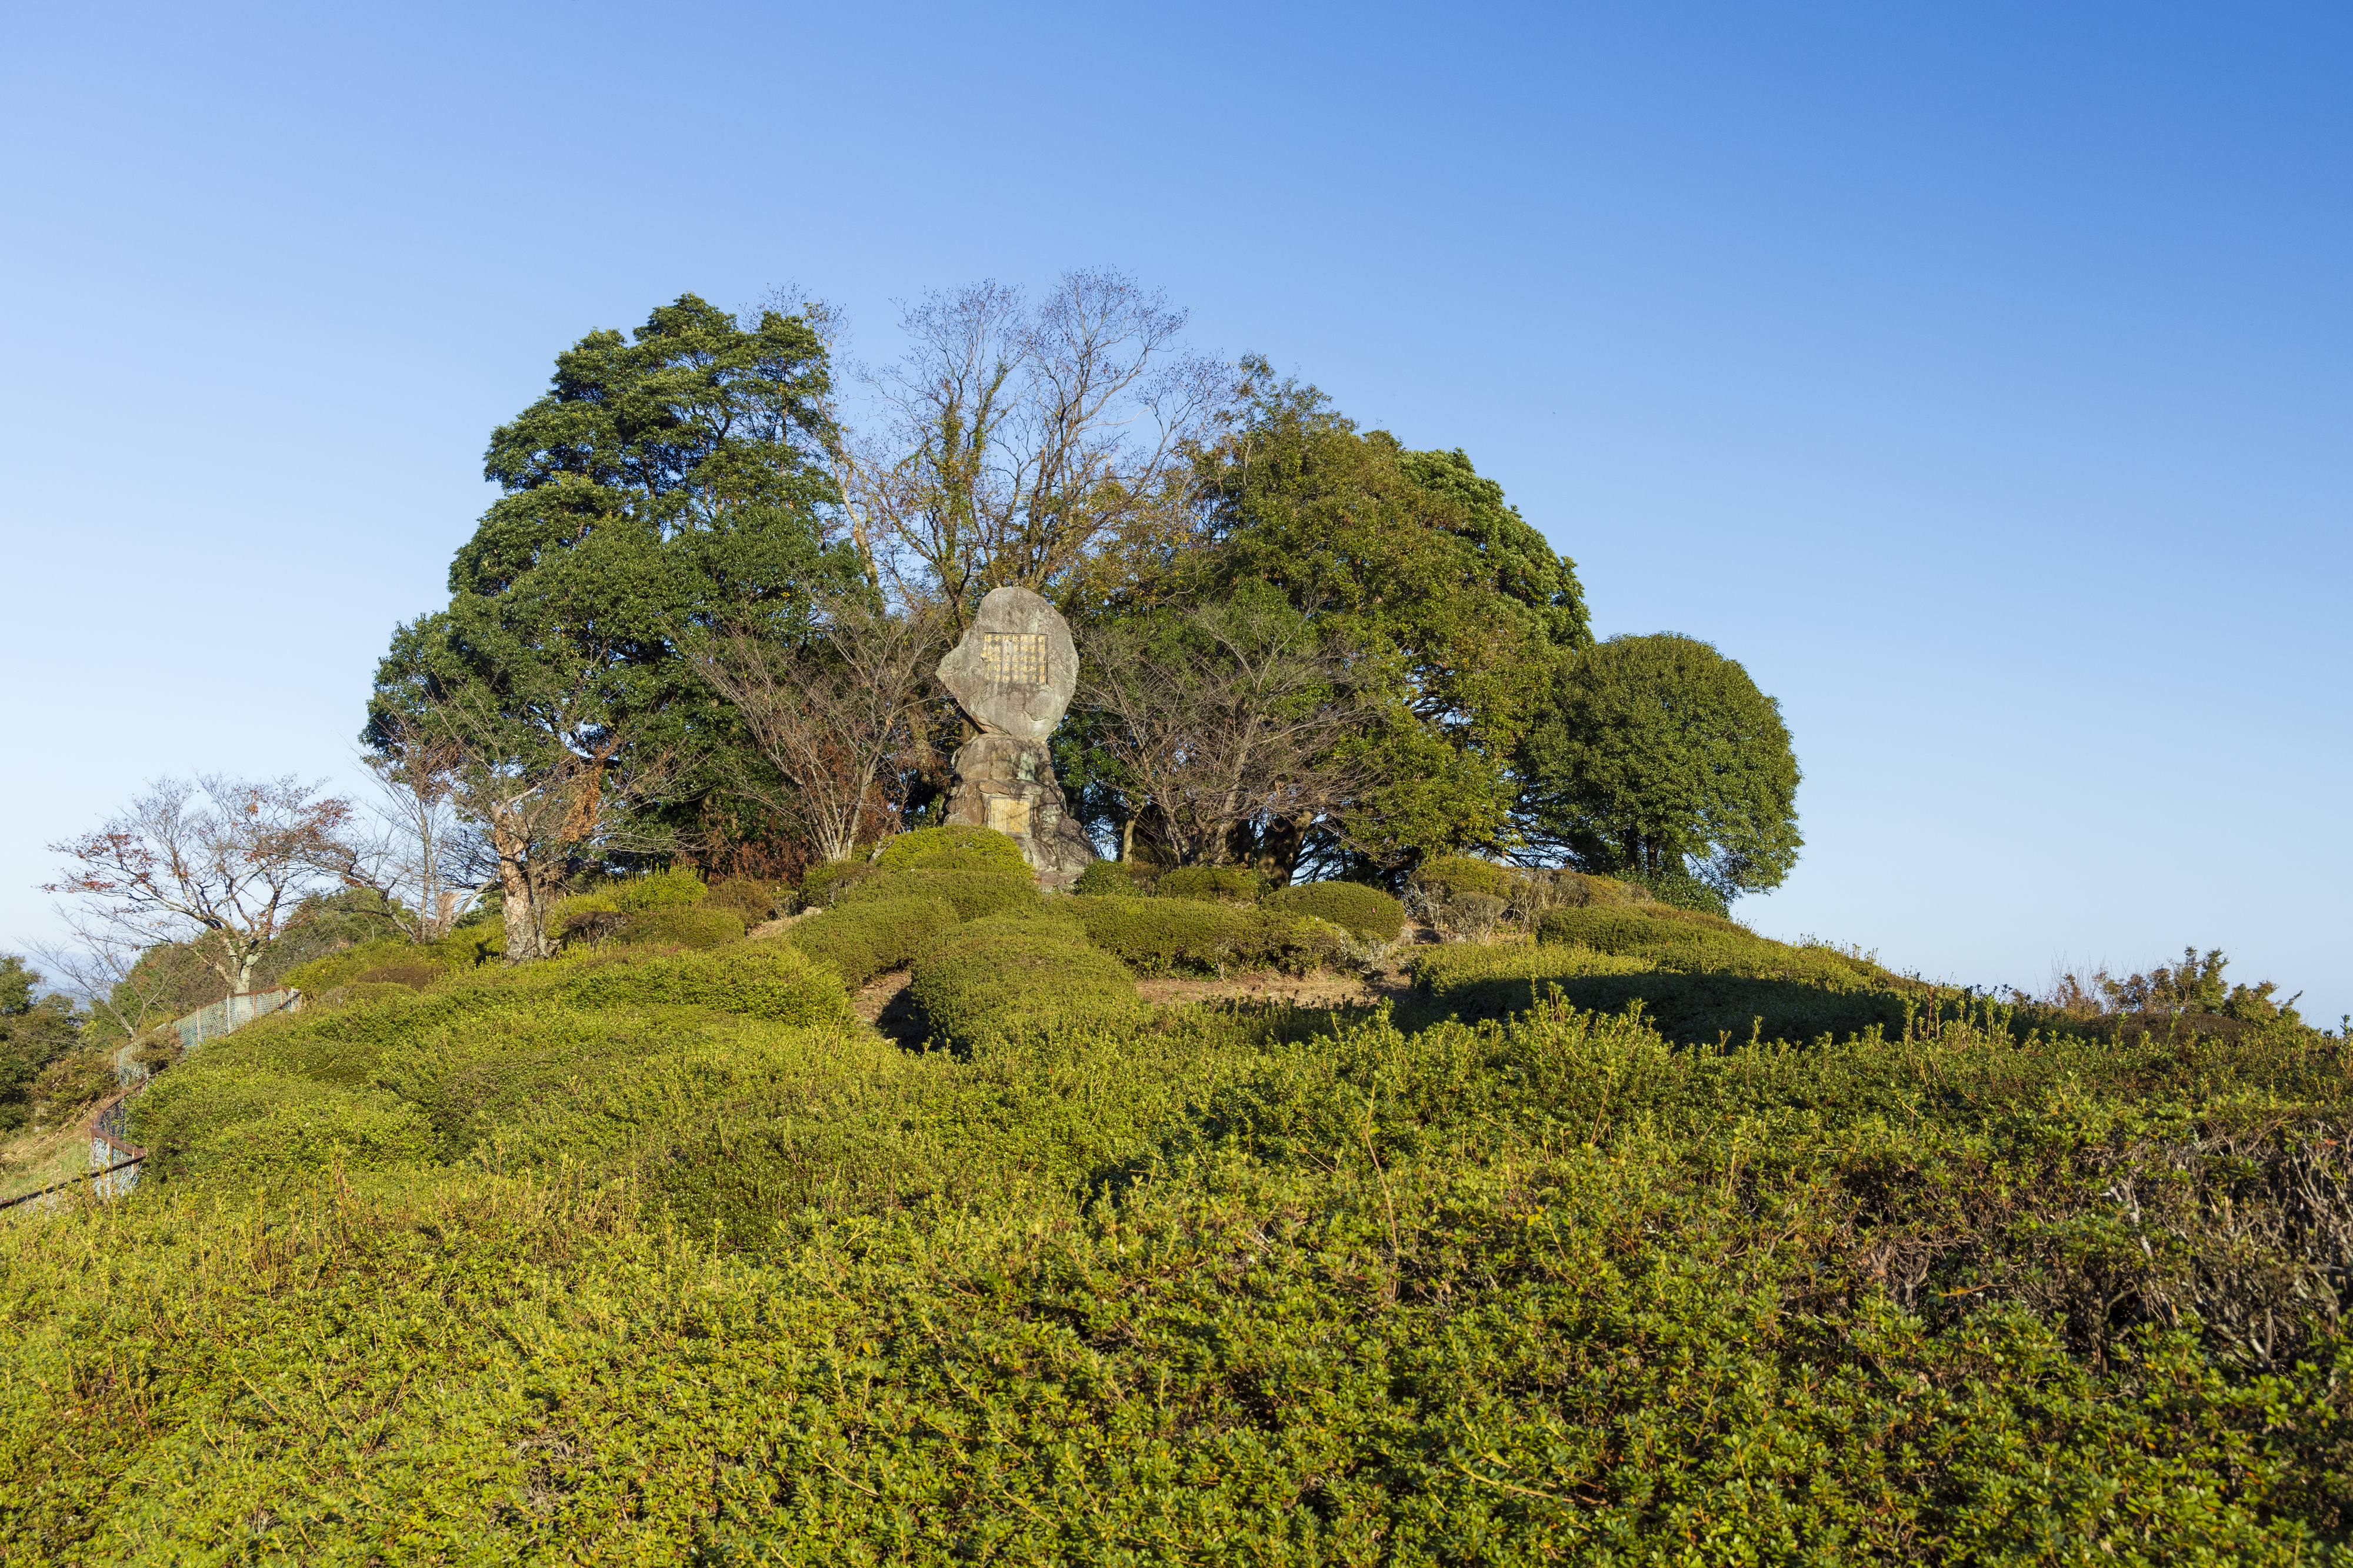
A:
[936,585,1096,886]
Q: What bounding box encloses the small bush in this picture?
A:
[875,825,1031,877]
[1537,905,1745,952]
[615,868,708,912]
[1074,860,1148,898]
[1264,882,1405,942]
[613,906,748,950]
[796,859,886,910]
[1411,853,1517,902]
[282,929,499,995]
[351,958,446,990]
[1069,897,1258,975]
[1069,898,1358,977]
[909,917,1146,1052]
[1156,865,1265,904]
[702,878,784,925]
[786,898,962,989]
[565,941,854,1026]
[839,869,1044,923]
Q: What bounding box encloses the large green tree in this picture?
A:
[1515,633,1802,903]
[1115,362,1589,878]
[367,295,866,958]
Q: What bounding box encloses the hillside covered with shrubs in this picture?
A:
[5,829,2348,1563]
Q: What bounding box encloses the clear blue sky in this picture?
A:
[4,2,2346,1019]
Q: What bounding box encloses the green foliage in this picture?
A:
[281,927,500,996]
[795,858,885,910]
[559,940,852,1027]
[604,905,747,950]
[875,825,1031,877]
[1259,880,1406,941]
[1072,859,1148,898]
[908,916,1146,1052]
[785,898,962,989]
[1517,632,1802,900]
[613,867,708,910]
[838,869,1044,923]
[1420,912,1908,1043]
[1410,852,1517,901]
[1154,864,1265,903]
[0,956,81,1133]
[701,877,784,925]
[1066,896,1354,978]
[1182,369,1593,872]
[13,950,2351,1560]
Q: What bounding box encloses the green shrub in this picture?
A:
[839,869,1044,923]
[615,867,708,911]
[701,877,784,924]
[875,825,1030,877]
[138,1067,438,1179]
[564,940,854,1026]
[785,897,961,988]
[1261,881,1406,942]
[608,905,746,950]
[1538,905,1713,953]
[796,859,885,910]
[1156,865,1265,903]
[1411,853,1517,902]
[1069,896,1258,975]
[1068,898,1356,977]
[1074,860,1147,898]
[908,917,1146,1052]
[281,928,498,995]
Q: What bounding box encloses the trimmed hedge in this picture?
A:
[1409,853,1517,902]
[565,940,854,1026]
[796,859,886,910]
[839,869,1045,923]
[1068,898,1357,978]
[1074,860,1148,898]
[908,916,1146,1051]
[785,897,961,989]
[1261,881,1405,942]
[281,928,501,995]
[1156,865,1264,903]
[875,825,1031,877]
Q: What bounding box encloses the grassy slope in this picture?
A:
[2,913,2350,1564]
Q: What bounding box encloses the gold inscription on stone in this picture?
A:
[986,796,1033,836]
[981,633,1046,685]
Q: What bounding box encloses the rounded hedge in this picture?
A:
[786,897,962,989]
[1410,854,1518,902]
[839,869,1045,923]
[1156,865,1265,904]
[909,916,1145,1052]
[1074,860,1148,898]
[875,825,1031,878]
[1536,906,1712,955]
[1260,882,1405,942]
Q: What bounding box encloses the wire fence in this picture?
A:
[2,989,303,1212]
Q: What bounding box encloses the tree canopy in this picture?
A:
[1515,633,1802,904]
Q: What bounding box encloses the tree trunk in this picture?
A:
[492,806,541,964]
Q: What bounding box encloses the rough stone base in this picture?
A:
[942,734,1096,888]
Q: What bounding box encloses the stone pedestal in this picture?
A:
[941,734,1095,888]
[935,586,1098,887]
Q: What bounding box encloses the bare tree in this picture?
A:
[412,683,676,963]
[844,270,1227,623]
[334,718,482,941]
[44,776,356,998]
[689,600,942,864]
[1076,593,1378,880]
[30,913,197,1049]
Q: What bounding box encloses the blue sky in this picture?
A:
[3,2,2346,1018]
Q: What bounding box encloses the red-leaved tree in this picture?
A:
[44,776,355,998]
